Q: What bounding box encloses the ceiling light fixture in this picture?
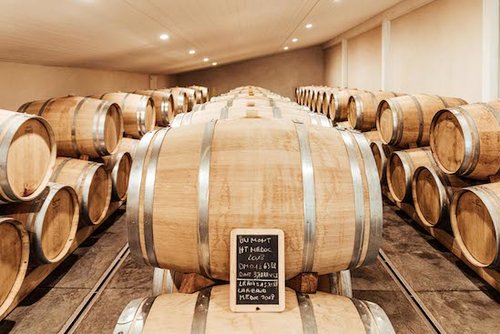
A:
[283,46,289,50]
[159,33,169,40]
[188,49,196,55]
[292,38,298,43]
[305,23,313,29]
[212,62,218,66]
[203,57,209,62]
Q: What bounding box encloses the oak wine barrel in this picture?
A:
[51,158,111,225]
[386,147,435,203]
[98,93,156,139]
[113,285,395,334]
[0,217,29,319]
[0,183,79,264]
[369,141,394,182]
[102,152,132,201]
[412,166,477,228]
[363,130,380,143]
[329,89,362,122]
[134,90,175,127]
[170,88,197,111]
[114,138,140,160]
[18,96,123,158]
[127,119,382,280]
[189,86,210,103]
[0,110,56,204]
[451,182,500,269]
[161,89,189,114]
[347,91,399,131]
[430,101,500,180]
[376,94,466,147]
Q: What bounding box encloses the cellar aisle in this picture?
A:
[1,202,499,334]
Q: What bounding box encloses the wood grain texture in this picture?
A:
[134,90,175,127]
[347,91,399,131]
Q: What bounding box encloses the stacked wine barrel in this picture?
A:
[115,86,396,333]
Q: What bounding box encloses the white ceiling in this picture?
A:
[0,0,402,74]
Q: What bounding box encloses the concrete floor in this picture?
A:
[1,201,499,334]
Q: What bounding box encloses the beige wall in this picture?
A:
[347,26,382,91]
[176,46,324,99]
[0,61,176,110]
[324,44,342,87]
[322,0,484,103]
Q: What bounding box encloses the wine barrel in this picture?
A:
[376,94,466,147]
[114,138,140,160]
[98,93,156,139]
[0,183,79,264]
[430,101,500,180]
[412,166,477,228]
[161,89,189,114]
[386,148,435,203]
[0,217,29,319]
[315,90,324,113]
[363,130,380,143]
[170,88,197,111]
[0,110,56,204]
[348,91,399,131]
[18,96,123,158]
[51,158,111,225]
[127,119,382,280]
[451,182,500,268]
[329,89,362,122]
[134,90,175,127]
[103,152,132,201]
[188,86,204,104]
[370,141,394,182]
[113,286,395,334]
[171,107,331,128]
[189,86,210,103]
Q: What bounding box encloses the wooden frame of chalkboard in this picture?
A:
[230,228,285,313]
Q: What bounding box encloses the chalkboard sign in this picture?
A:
[230,229,285,312]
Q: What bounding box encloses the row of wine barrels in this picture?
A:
[133,90,175,127]
[329,88,363,123]
[0,183,79,264]
[0,109,57,204]
[102,152,132,201]
[171,107,332,128]
[412,165,480,228]
[347,91,400,131]
[127,118,382,280]
[386,147,435,203]
[189,85,210,103]
[151,268,353,298]
[98,93,156,139]
[169,87,198,111]
[370,141,394,182]
[451,182,500,269]
[160,89,189,114]
[430,101,500,180]
[0,217,29,319]
[51,158,111,225]
[376,94,467,147]
[113,285,395,334]
[18,96,123,158]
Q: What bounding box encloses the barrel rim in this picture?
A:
[100,102,124,156]
[113,297,154,334]
[347,95,363,130]
[386,151,412,203]
[411,165,447,228]
[110,151,132,201]
[0,217,29,319]
[82,163,112,225]
[450,186,500,268]
[375,99,399,145]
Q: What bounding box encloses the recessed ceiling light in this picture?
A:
[212,62,218,66]
[333,0,341,2]
[305,23,313,29]
[159,33,169,40]
[188,49,196,55]
[283,46,289,50]
[203,57,209,62]
[292,38,298,43]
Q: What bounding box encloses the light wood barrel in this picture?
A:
[376,94,466,147]
[113,285,395,334]
[315,90,324,113]
[171,107,332,128]
[170,88,197,111]
[99,93,156,139]
[103,152,132,201]
[134,90,175,127]
[0,217,29,319]
[188,86,204,104]
[451,182,500,269]
[363,130,380,143]
[369,141,394,182]
[115,138,140,160]
[0,183,79,264]
[0,109,56,204]
[127,119,382,280]
[386,148,435,203]
[161,89,189,114]
[329,89,362,122]
[190,86,210,103]
[18,96,123,158]
[430,101,500,180]
[51,158,111,225]
[412,166,477,228]
[348,91,398,131]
